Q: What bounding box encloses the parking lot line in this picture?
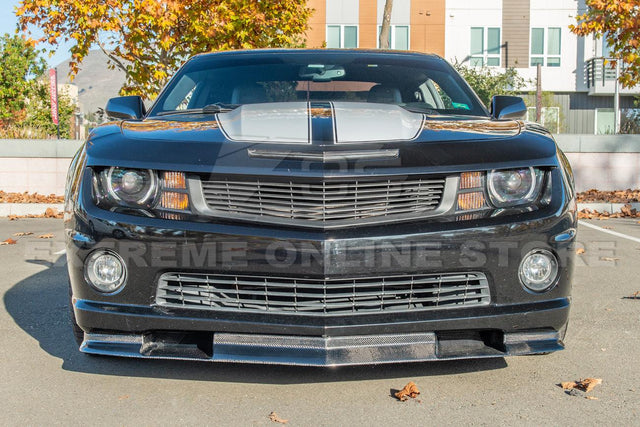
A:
[578,220,640,244]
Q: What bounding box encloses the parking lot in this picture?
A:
[1,217,638,426]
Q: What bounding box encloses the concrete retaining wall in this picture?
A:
[0,135,638,195]
[0,140,83,195]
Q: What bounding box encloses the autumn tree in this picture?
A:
[570,0,640,88]
[0,34,75,138]
[0,33,45,127]
[16,0,312,99]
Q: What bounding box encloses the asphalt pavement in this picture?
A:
[0,217,638,426]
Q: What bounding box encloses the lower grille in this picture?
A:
[155,272,490,315]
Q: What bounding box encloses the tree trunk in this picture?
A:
[378,0,393,49]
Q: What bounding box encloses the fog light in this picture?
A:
[518,249,558,292]
[85,250,126,293]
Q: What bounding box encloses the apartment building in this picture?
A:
[305,0,639,134]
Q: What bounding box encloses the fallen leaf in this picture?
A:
[8,215,18,221]
[559,378,602,393]
[576,248,585,255]
[394,381,420,401]
[13,232,33,236]
[0,190,63,204]
[38,233,54,239]
[602,226,613,229]
[585,396,599,400]
[118,395,129,400]
[1,238,17,245]
[600,257,619,262]
[268,412,288,424]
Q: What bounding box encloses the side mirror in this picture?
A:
[105,96,146,120]
[490,95,527,120]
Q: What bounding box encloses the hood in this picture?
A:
[86,102,554,175]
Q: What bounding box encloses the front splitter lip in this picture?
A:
[80,330,564,366]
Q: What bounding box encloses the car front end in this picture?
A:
[65,50,576,366]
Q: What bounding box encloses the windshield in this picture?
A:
[149,51,488,117]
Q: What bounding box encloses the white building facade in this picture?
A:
[445,0,639,134]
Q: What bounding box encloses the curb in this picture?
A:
[577,202,640,214]
[0,203,64,216]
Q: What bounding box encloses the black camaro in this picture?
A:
[65,49,576,366]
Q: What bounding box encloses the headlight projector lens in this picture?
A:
[487,167,543,207]
[85,250,127,293]
[519,249,559,292]
[106,167,157,205]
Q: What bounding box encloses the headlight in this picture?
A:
[94,168,191,214]
[487,167,544,207]
[106,167,157,205]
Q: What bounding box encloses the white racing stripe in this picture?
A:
[578,220,640,244]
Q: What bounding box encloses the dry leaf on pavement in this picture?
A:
[600,257,619,262]
[576,248,585,255]
[38,233,54,239]
[268,412,288,424]
[394,381,421,401]
[13,232,33,236]
[585,396,599,400]
[0,191,64,203]
[560,378,602,393]
[1,238,17,245]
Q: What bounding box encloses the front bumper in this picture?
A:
[67,169,576,365]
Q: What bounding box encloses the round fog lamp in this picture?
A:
[85,250,126,293]
[518,249,559,292]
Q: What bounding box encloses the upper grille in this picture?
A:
[199,177,446,225]
[155,272,490,315]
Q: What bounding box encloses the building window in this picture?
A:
[531,27,561,67]
[326,25,358,48]
[470,27,501,67]
[595,108,615,134]
[377,25,410,50]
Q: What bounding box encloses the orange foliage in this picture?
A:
[17,0,312,98]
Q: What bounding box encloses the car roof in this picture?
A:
[191,48,445,63]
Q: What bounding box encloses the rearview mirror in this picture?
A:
[105,96,146,120]
[299,64,346,82]
[490,95,527,120]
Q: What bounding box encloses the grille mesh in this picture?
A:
[200,177,445,223]
[156,272,490,315]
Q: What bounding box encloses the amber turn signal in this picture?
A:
[160,191,189,211]
[162,171,187,189]
[457,191,486,211]
[459,171,483,189]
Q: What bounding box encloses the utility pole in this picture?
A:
[379,0,393,49]
[536,63,542,123]
[614,59,620,133]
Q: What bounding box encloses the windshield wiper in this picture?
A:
[156,103,239,116]
[400,105,439,115]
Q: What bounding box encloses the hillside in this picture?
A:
[55,50,126,115]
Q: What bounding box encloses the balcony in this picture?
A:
[585,57,639,96]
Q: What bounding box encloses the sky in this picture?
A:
[1,0,75,67]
